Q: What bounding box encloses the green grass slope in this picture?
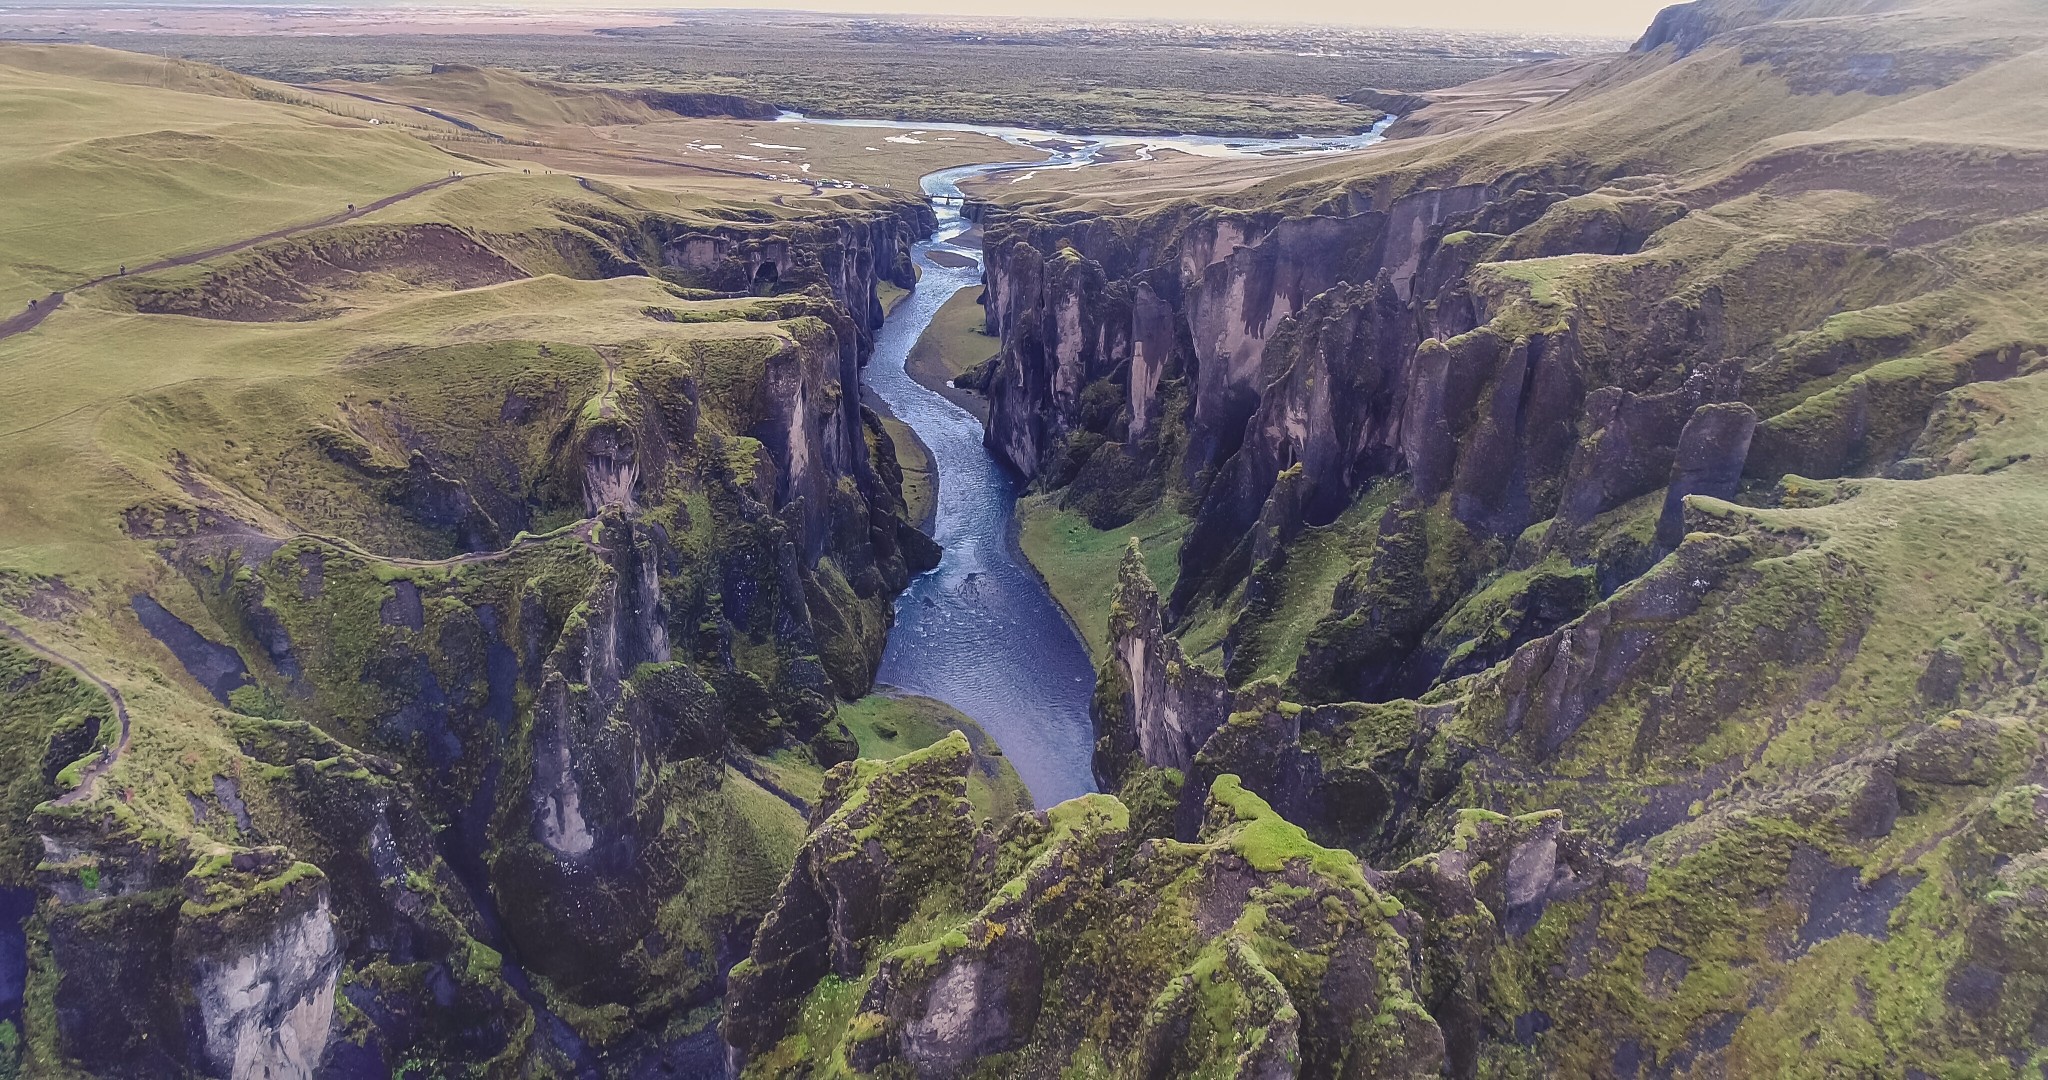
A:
[903,285,998,423]
[0,44,459,310]
[838,693,1030,820]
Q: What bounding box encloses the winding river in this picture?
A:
[852,116,1395,806]
[0,113,1390,1073]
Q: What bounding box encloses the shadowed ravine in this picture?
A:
[864,120,1393,806]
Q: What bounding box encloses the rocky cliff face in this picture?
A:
[983,174,1771,704]
[654,208,925,364]
[184,859,342,1080]
[956,0,2048,1073]
[8,198,939,1077]
[725,737,1469,1079]
[979,187,1492,496]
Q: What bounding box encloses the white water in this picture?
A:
[779,110,1399,162]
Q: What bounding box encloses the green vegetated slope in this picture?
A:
[0,44,456,310]
[1014,496,1186,662]
[722,0,2048,1076]
[0,42,960,1078]
[877,415,934,529]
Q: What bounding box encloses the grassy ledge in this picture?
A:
[904,286,998,424]
[838,692,1031,820]
[1014,496,1188,662]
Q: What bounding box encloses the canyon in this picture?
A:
[1,0,2046,1076]
[726,0,2048,1075]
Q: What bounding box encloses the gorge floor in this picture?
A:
[863,119,1396,806]
[863,162,1100,807]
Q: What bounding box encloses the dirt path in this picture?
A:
[295,84,507,140]
[0,292,64,342]
[1,621,131,807]
[0,174,471,346]
[286,517,598,569]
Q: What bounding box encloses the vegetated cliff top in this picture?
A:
[0,39,967,1075]
[974,0,2048,217]
[0,43,925,581]
[0,44,933,822]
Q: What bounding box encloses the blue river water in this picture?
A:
[865,174,1102,806]
[860,118,1395,807]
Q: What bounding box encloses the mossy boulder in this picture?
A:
[723,733,978,1055]
[733,773,1450,1078]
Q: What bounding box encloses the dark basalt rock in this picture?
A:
[131,593,252,705]
[978,184,1491,500]
[1439,330,1586,539]
[1094,542,1232,790]
[1654,401,1759,551]
[1554,361,1745,532]
[1892,711,2020,786]
[1174,276,1412,611]
[1917,641,1966,705]
[844,805,1122,1075]
[1470,533,1749,761]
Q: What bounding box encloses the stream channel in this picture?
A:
[834,114,1396,806]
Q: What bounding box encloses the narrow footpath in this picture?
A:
[0,621,130,807]
[0,174,470,345]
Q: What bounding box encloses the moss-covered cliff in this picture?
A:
[932,0,2048,1074]
[724,736,1453,1078]
[0,160,939,1075]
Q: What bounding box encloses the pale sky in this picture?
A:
[697,0,1675,35]
[326,0,1674,37]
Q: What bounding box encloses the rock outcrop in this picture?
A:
[723,734,978,1054]
[728,745,1456,1079]
[34,834,345,1080]
[183,858,344,1080]
[10,192,940,1076]
[1094,541,1232,789]
[1653,400,1758,550]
